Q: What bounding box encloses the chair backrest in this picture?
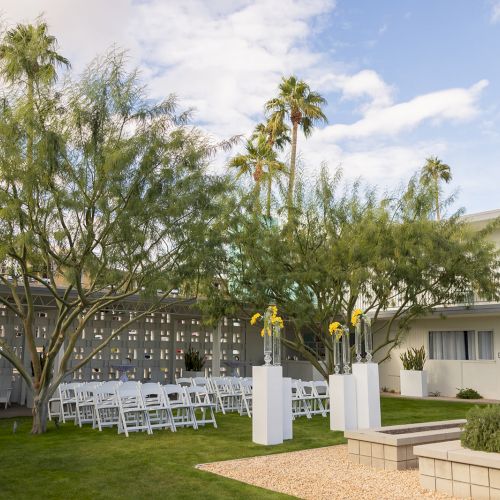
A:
[60,382,81,400]
[193,377,208,386]
[313,380,328,395]
[176,377,193,387]
[117,384,144,408]
[120,381,140,391]
[100,381,121,392]
[300,381,315,396]
[0,388,12,402]
[141,383,165,404]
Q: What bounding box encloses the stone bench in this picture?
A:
[345,419,465,471]
[414,440,500,499]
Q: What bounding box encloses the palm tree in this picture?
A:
[229,135,285,216]
[420,156,452,220]
[0,21,70,165]
[251,121,289,217]
[265,76,327,221]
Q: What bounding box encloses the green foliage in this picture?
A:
[456,388,483,399]
[461,405,500,453]
[400,346,426,371]
[184,344,206,371]
[0,23,231,432]
[211,166,500,379]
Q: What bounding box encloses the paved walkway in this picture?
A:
[198,444,455,500]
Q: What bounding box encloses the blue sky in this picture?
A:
[2,0,500,214]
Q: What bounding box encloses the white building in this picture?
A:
[378,209,500,399]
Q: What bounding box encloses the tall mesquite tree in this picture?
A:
[265,76,327,222]
[0,44,229,433]
[215,168,500,378]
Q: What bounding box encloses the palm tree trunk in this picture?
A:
[266,175,272,218]
[287,122,298,222]
[435,189,440,221]
[253,181,262,214]
[434,173,440,221]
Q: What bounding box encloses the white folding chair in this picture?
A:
[212,378,238,414]
[313,380,330,414]
[291,380,312,419]
[59,382,81,423]
[117,383,151,437]
[75,382,101,427]
[238,379,253,417]
[175,377,194,387]
[141,383,174,432]
[300,381,327,417]
[0,387,12,409]
[93,381,121,431]
[184,386,217,428]
[193,377,217,405]
[163,384,197,430]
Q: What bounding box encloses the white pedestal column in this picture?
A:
[252,365,283,445]
[329,374,358,431]
[282,377,293,440]
[352,362,381,429]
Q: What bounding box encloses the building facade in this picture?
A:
[377,209,500,399]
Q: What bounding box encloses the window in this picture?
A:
[478,331,494,360]
[428,330,494,360]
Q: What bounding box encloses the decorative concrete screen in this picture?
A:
[0,287,259,405]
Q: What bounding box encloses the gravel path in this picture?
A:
[198,445,457,500]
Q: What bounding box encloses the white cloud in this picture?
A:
[300,140,447,186]
[315,69,394,111]
[491,1,500,23]
[313,80,488,143]
[0,0,489,198]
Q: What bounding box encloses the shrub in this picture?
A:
[456,388,482,399]
[461,405,500,453]
[184,344,206,371]
[400,346,426,370]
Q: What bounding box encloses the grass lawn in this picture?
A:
[0,397,484,500]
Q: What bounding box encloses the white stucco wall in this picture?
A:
[377,314,500,399]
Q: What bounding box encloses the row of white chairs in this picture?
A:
[174,376,329,420]
[175,376,254,417]
[48,381,217,437]
[47,376,329,435]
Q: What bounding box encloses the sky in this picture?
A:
[1,0,499,215]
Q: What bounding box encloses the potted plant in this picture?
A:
[399,346,428,397]
[183,344,206,378]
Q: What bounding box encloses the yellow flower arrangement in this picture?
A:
[351,308,363,326]
[250,313,261,325]
[252,305,284,336]
[328,321,344,340]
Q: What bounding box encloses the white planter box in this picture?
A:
[400,370,428,397]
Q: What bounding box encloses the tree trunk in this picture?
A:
[253,181,261,214]
[287,122,299,223]
[31,392,49,434]
[435,185,440,221]
[266,175,272,218]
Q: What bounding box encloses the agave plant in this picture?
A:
[184,344,206,371]
[400,346,426,371]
